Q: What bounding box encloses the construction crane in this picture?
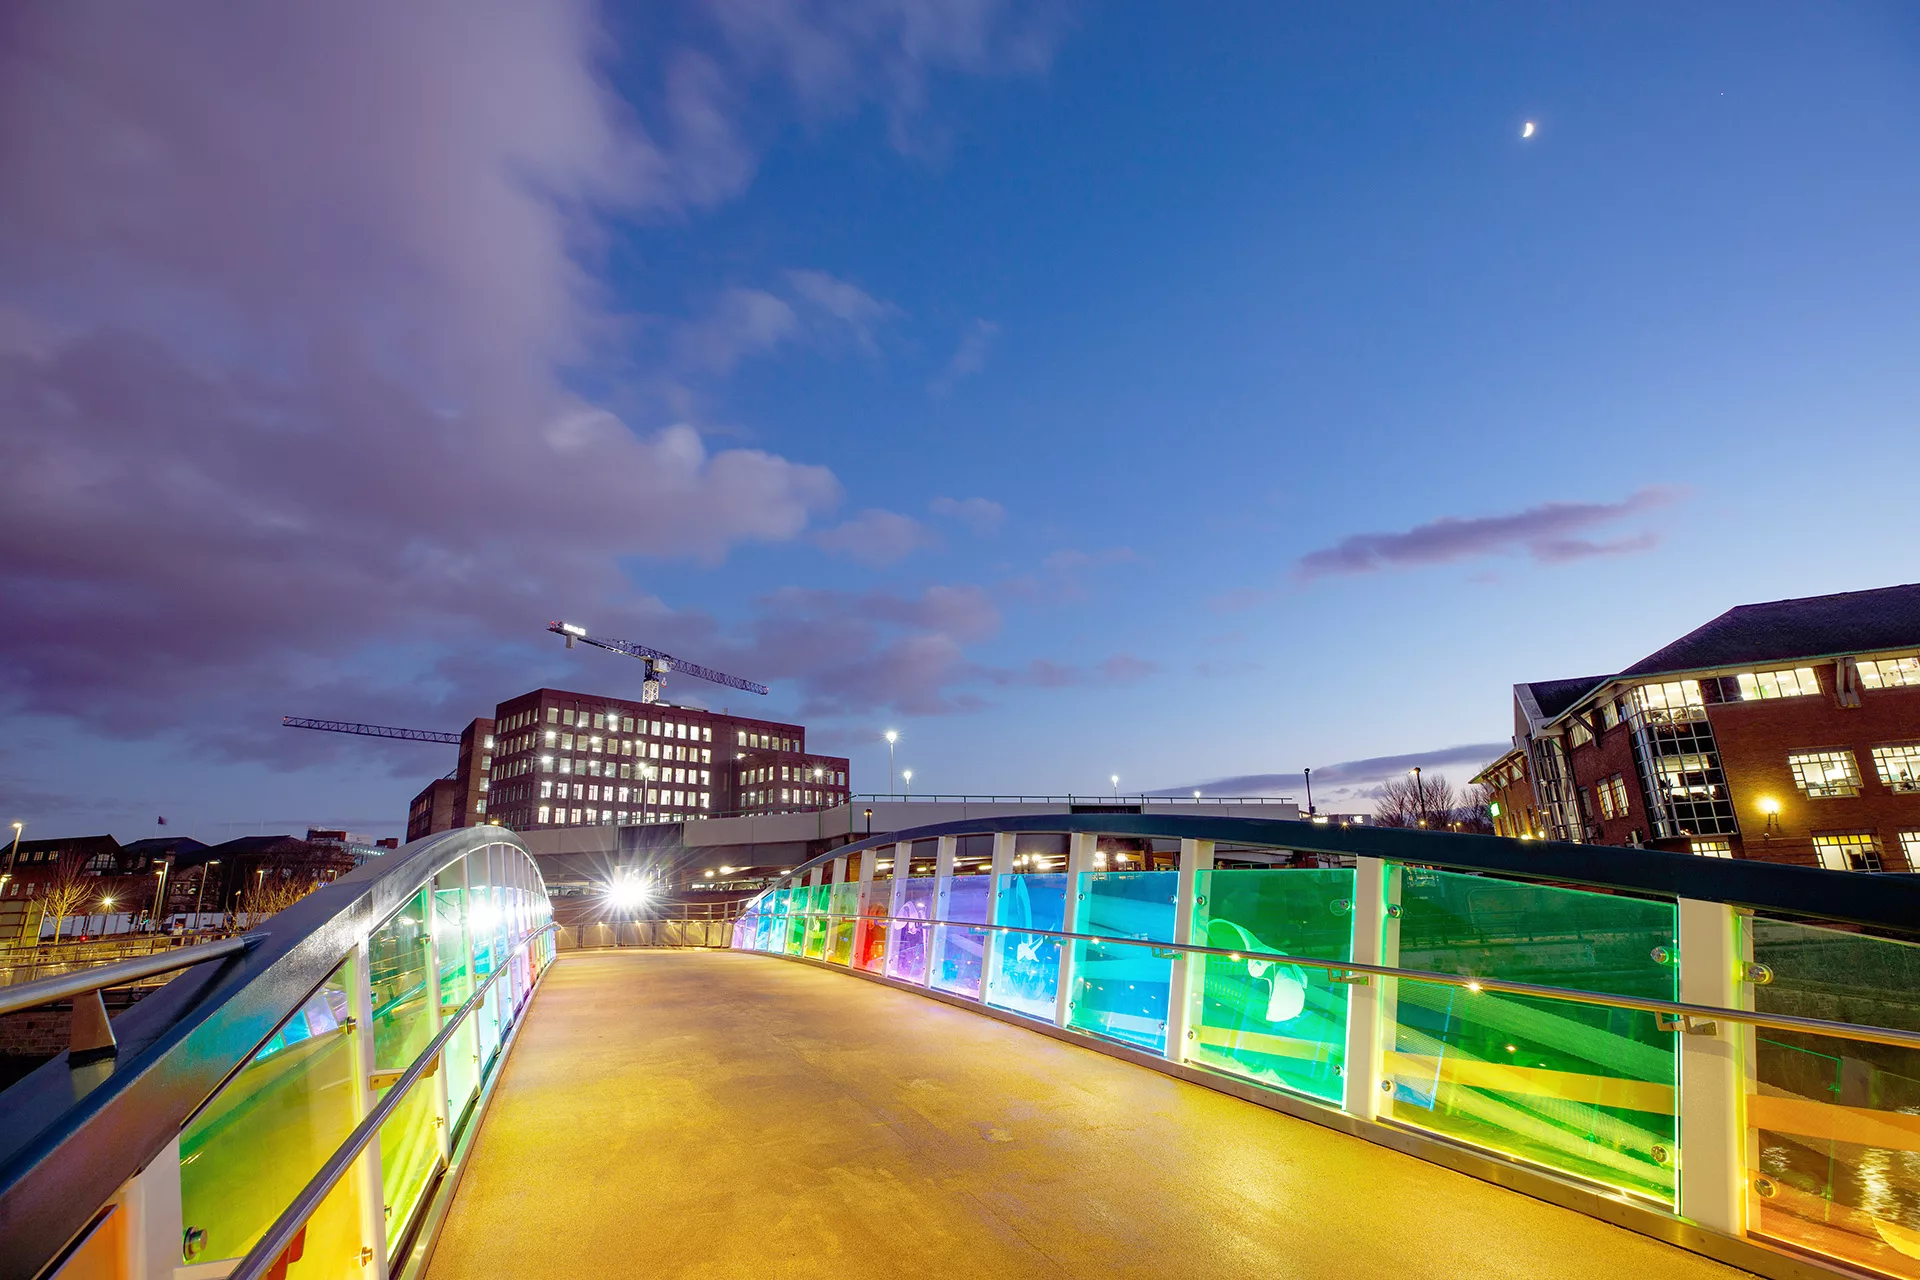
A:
[548,621,769,705]
[282,717,462,744]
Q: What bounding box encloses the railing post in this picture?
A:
[1342,857,1399,1122]
[1054,831,1097,1028]
[853,844,878,963]
[1676,898,1748,1236]
[927,835,956,986]
[119,1134,183,1280]
[1165,838,1214,1063]
[887,842,911,974]
[349,939,391,1277]
[423,881,451,1168]
[981,831,1016,1000]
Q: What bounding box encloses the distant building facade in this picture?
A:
[407,686,851,837]
[1477,584,1920,871]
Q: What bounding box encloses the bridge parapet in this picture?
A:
[0,825,555,1280]
[735,814,1920,1280]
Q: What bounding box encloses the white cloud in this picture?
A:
[929,495,1005,535]
[814,508,939,565]
[929,317,999,394]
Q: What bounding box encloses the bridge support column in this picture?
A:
[927,835,956,986]
[119,1134,183,1280]
[1341,857,1400,1122]
[1165,838,1214,1063]
[1054,831,1097,1028]
[981,831,1016,1000]
[1676,898,1748,1236]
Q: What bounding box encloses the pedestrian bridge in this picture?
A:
[3,819,1919,1280]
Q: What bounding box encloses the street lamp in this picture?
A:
[1303,768,1315,816]
[195,860,219,934]
[3,821,22,896]
[1411,766,1425,828]
[1111,774,1120,797]
[885,731,899,798]
[902,769,913,798]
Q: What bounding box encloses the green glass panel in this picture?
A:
[1389,869,1678,1203]
[1068,871,1176,1052]
[1191,868,1355,1103]
[784,886,809,956]
[1748,919,1920,1277]
[803,884,830,958]
[827,883,859,964]
[432,867,478,1127]
[179,960,358,1263]
[376,1079,440,1252]
[370,887,433,1070]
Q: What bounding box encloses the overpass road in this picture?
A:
[425,950,1745,1280]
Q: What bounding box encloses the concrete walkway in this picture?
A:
[426,950,1746,1280]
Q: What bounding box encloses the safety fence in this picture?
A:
[732,816,1920,1280]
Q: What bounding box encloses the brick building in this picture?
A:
[1477,584,1920,871]
[409,686,851,837]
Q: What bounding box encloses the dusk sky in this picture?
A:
[4,3,1917,842]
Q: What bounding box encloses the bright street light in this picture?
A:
[884,730,899,798]
[1111,774,1119,796]
[902,769,913,798]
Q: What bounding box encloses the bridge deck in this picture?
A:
[425,950,1744,1279]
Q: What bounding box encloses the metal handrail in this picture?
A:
[227,921,556,1280]
[0,934,260,1017]
[766,909,1920,1055]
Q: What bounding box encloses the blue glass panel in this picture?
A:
[1068,871,1177,1052]
[930,876,991,998]
[985,874,1066,1019]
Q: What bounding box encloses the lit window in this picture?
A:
[1736,667,1822,700]
[618,786,629,803]
[1596,780,1616,820]
[621,740,632,756]
[649,743,659,759]
[483,734,494,749]
[738,730,747,745]
[1870,745,1920,793]
[540,781,552,799]
[619,763,631,779]
[545,730,557,746]
[602,810,612,824]
[475,799,485,813]
[1631,680,1706,724]
[701,748,711,764]
[548,708,559,724]
[571,808,582,824]
[587,785,599,802]
[1899,831,1920,867]
[590,736,603,753]
[1813,832,1882,873]
[1608,775,1630,818]
[1859,657,1920,689]
[561,733,573,750]
[617,810,628,823]
[564,709,575,726]
[539,805,550,823]
[1690,840,1732,858]
[558,759,571,775]
[622,716,634,732]
[702,727,712,743]
[1788,750,1862,798]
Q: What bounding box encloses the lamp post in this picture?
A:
[1111,774,1119,797]
[1304,768,1315,817]
[885,731,898,799]
[903,769,913,798]
[1411,766,1425,827]
[150,860,169,933]
[195,860,218,935]
[4,821,22,897]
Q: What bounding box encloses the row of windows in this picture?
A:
[745,788,841,808]
[740,764,846,786]
[1787,745,1920,798]
[506,732,712,768]
[1593,773,1631,821]
[1859,656,1920,689]
[1689,831,1919,872]
[739,730,799,751]
[537,806,701,827]
[540,782,709,807]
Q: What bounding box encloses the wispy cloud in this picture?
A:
[929,495,1005,535]
[929,318,999,394]
[678,270,899,372]
[1154,742,1510,799]
[1295,488,1680,579]
[813,508,938,565]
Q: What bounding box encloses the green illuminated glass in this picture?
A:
[803,884,829,958]
[433,864,479,1134]
[1191,868,1354,1103]
[827,883,858,965]
[1389,870,1678,1204]
[1068,871,1175,1052]
[1749,919,1920,1277]
[179,960,359,1264]
[370,888,441,1244]
[784,884,808,956]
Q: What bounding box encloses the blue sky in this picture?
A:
[3,2,1917,841]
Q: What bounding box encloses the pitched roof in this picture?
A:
[1619,583,1920,679]
[1521,676,1609,721]
[121,837,209,857]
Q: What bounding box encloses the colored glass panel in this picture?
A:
[179,960,359,1265]
[827,883,858,964]
[886,878,938,984]
[855,889,889,972]
[1068,871,1176,1052]
[985,874,1066,1019]
[930,875,990,999]
[432,866,479,1132]
[1387,869,1678,1203]
[803,885,830,958]
[1749,919,1920,1277]
[1191,867,1355,1103]
[783,885,809,956]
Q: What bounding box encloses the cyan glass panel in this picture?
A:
[886,879,938,983]
[1068,871,1176,1052]
[827,883,859,964]
[1192,867,1354,1103]
[1748,919,1920,1277]
[783,886,808,956]
[431,868,478,1129]
[1389,869,1678,1204]
[753,902,776,951]
[930,876,990,998]
[985,874,1066,1019]
[803,885,830,958]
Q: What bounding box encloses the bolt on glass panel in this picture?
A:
[1387,869,1679,1204]
[1750,919,1920,1277]
[929,875,991,998]
[803,885,831,958]
[1067,870,1177,1053]
[984,874,1067,1019]
[178,959,361,1266]
[886,878,938,983]
[1190,867,1356,1103]
[854,892,889,971]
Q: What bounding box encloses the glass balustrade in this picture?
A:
[929,875,991,998]
[984,873,1066,1018]
[1068,870,1177,1052]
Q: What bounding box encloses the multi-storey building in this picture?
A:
[421,686,851,835]
[1476,584,1920,871]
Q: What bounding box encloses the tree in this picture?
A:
[37,850,94,943]
[1448,782,1497,835]
[1374,772,1459,829]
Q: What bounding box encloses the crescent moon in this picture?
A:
[1522,121,1536,139]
